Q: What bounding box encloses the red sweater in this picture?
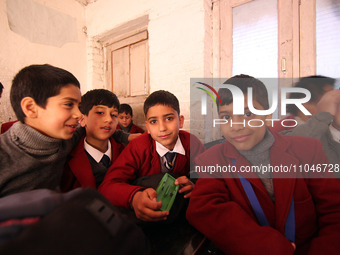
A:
[187,131,340,255]
[116,123,144,134]
[98,131,206,208]
[61,136,124,191]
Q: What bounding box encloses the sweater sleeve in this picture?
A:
[98,140,144,208]
[306,177,340,255]
[281,112,333,138]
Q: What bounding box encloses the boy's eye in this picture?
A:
[166,117,174,121]
[65,102,74,108]
[244,112,253,118]
[221,115,230,120]
[149,120,157,124]
[111,114,117,118]
[96,111,104,115]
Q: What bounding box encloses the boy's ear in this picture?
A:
[179,115,184,128]
[80,115,87,127]
[21,97,39,119]
[145,120,151,134]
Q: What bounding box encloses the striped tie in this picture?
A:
[164,152,176,170]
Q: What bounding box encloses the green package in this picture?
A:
[156,173,179,211]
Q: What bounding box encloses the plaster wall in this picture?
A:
[0,0,87,125]
[85,0,208,130]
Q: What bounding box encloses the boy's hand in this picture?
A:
[175,176,194,198]
[131,188,169,222]
[317,90,340,116]
[128,133,142,141]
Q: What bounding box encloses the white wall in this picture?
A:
[85,0,207,130]
[0,0,87,124]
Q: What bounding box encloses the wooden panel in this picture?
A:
[111,46,129,97]
[130,40,147,96]
[300,0,316,77]
[230,0,253,8]
[278,0,300,81]
[106,30,148,52]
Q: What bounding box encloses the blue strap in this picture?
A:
[231,159,295,242]
[238,174,270,226]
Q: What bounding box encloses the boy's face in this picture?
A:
[145,104,184,150]
[118,112,132,128]
[31,84,82,139]
[81,105,118,146]
[218,96,270,151]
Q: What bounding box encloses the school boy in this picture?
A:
[61,89,125,191]
[99,90,206,222]
[282,89,340,178]
[0,64,129,198]
[116,103,144,134]
[0,64,82,197]
[186,75,340,255]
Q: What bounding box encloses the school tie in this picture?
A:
[164,152,176,170]
[100,154,111,168]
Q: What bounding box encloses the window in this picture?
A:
[106,30,149,97]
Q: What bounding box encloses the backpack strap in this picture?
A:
[231,158,295,242]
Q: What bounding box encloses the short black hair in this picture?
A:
[217,74,269,111]
[287,75,335,116]
[10,64,80,123]
[80,89,120,115]
[143,90,180,116]
[118,103,133,116]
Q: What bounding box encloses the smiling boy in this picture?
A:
[99,90,205,222]
[61,89,124,191]
[187,75,340,255]
[0,64,82,197]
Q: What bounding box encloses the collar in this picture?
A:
[156,137,185,157]
[119,122,132,133]
[10,121,62,156]
[84,138,112,163]
[329,124,340,144]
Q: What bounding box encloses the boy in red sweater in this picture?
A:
[116,103,144,134]
[187,75,340,255]
[99,90,205,222]
[61,89,124,191]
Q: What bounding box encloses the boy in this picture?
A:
[0,65,129,198]
[271,75,335,133]
[61,89,125,191]
[0,64,82,197]
[282,89,340,178]
[99,90,205,222]
[117,103,144,134]
[186,75,340,255]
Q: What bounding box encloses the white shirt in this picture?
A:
[156,137,185,171]
[84,138,112,163]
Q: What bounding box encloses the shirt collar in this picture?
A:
[84,138,112,163]
[329,124,340,144]
[155,136,185,157]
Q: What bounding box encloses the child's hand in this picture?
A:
[131,188,169,222]
[175,176,195,198]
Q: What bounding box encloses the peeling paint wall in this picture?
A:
[0,0,87,125]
